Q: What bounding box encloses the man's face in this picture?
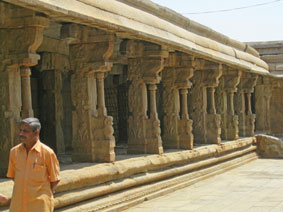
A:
[19,123,38,145]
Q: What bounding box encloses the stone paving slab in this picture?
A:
[123,159,283,212]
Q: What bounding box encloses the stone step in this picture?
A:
[55,147,257,212]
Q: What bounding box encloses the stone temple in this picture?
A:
[1,0,283,211]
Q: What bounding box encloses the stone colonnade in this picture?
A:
[0,2,275,176]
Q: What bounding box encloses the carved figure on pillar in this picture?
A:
[0,2,48,176]
[63,24,115,162]
[126,40,168,154]
[235,72,258,137]
[162,52,194,150]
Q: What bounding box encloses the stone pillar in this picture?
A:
[20,67,34,118]
[0,2,48,176]
[126,40,168,154]
[235,73,258,137]
[37,35,70,157]
[162,52,194,149]
[189,60,222,144]
[63,24,115,162]
[215,68,241,140]
[269,79,283,135]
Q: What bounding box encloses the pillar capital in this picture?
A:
[238,72,258,93]
[164,52,195,89]
[196,60,223,87]
[64,24,115,73]
[0,3,49,70]
[126,40,168,84]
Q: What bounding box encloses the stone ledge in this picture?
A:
[56,149,257,211]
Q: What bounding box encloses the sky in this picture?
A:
[150,0,283,42]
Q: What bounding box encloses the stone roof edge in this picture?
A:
[3,0,269,75]
[116,0,260,57]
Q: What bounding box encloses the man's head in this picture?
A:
[19,117,41,147]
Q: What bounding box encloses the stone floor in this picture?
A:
[123,159,283,212]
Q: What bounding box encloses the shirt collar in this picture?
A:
[32,140,41,152]
[20,139,41,153]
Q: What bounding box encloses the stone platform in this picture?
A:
[0,138,256,211]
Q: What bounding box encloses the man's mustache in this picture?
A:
[20,136,26,139]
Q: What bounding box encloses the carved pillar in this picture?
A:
[255,77,274,134]
[215,68,241,140]
[37,35,70,158]
[162,52,194,149]
[63,24,115,162]
[235,73,258,137]
[0,2,48,176]
[126,40,168,154]
[189,60,222,144]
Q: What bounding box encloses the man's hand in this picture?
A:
[50,180,60,194]
[0,193,8,204]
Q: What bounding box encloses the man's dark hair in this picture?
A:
[20,117,41,131]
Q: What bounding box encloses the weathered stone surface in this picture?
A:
[256,134,283,158]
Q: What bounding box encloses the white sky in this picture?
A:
[150,0,283,42]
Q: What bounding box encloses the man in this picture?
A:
[7,117,60,212]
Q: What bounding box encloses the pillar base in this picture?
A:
[206,114,221,144]
[245,114,256,137]
[178,118,193,150]
[221,115,239,140]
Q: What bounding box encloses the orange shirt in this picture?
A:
[7,140,60,212]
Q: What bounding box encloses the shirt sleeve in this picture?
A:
[46,151,60,182]
[6,150,15,179]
